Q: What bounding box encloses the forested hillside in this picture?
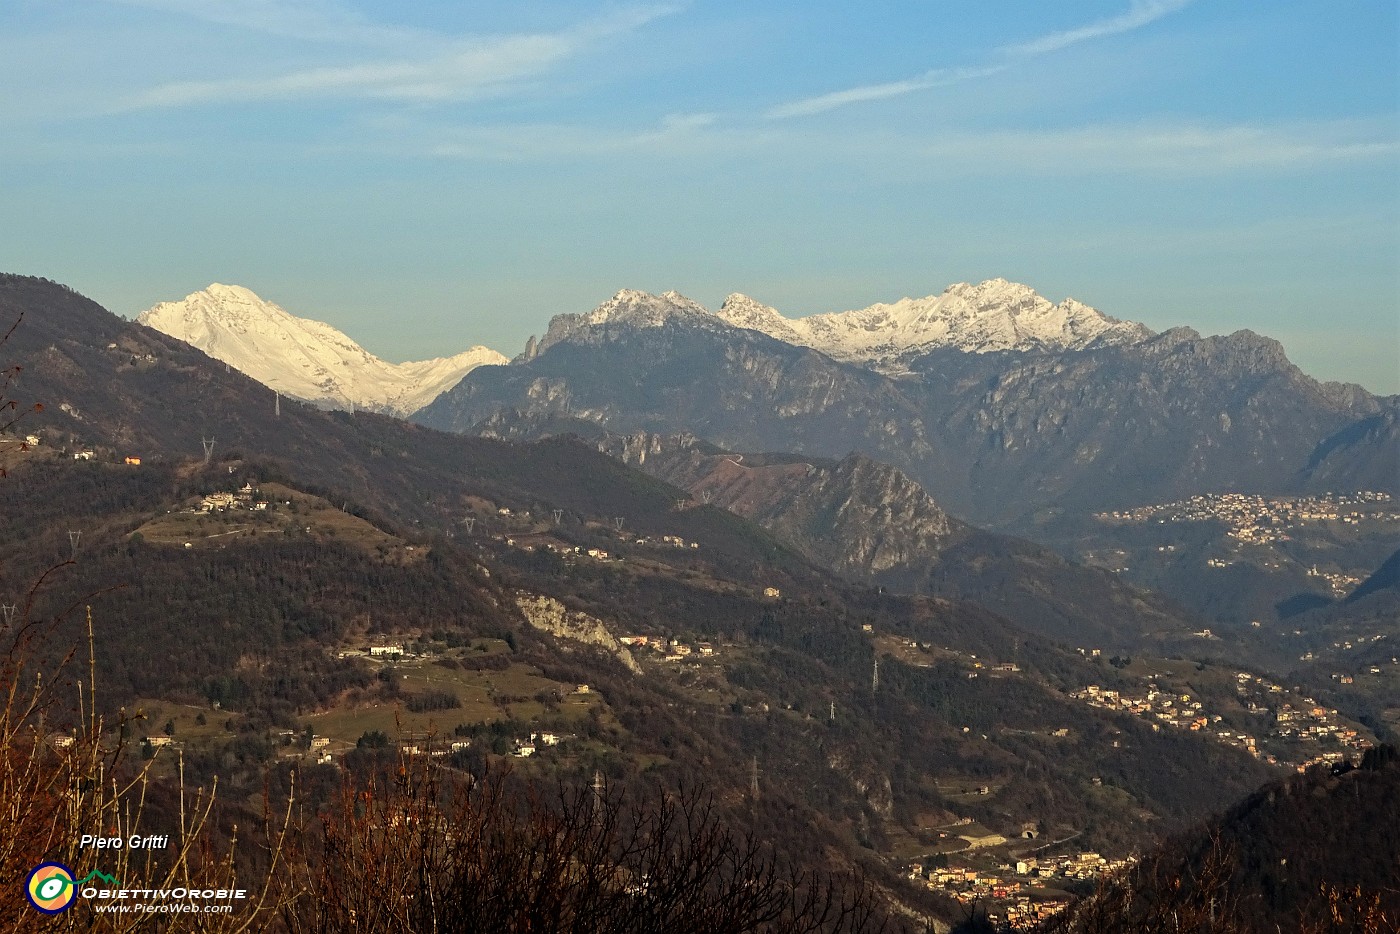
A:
[1043,746,1400,933]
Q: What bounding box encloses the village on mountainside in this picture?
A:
[1097,490,1395,544]
[908,850,1135,929]
[1071,671,1374,771]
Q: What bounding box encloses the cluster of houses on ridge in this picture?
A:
[275,720,581,766]
[501,535,702,564]
[619,634,718,661]
[196,482,268,513]
[479,504,714,571]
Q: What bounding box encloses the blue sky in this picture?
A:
[2,0,1397,392]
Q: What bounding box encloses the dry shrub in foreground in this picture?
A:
[1039,832,1396,934]
[0,604,296,933]
[282,752,896,934]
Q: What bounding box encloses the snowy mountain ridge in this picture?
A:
[532,279,1152,375]
[136,284,507,416]
[714,278,1154,372]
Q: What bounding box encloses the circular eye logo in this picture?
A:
[25,862,77,914]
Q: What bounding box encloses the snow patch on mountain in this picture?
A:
[716,278,1153,372]
[137,284,506,416]
[537,289,716,355]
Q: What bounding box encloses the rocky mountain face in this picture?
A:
[137,283,506,416]
[534,288,720,357]
[625,434,1218,648]
[471,415,1204,648]
[418,289,1387,530]
[715,278,1152,373]
[902,329,1388,523]
[1298,408,1400,494]
[472,413,956,582]
[618,440,960,578]
[514,593,643,674]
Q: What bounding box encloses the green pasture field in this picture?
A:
[308,657,607,747]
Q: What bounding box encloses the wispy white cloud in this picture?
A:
[412,112,1395,177]
[119,35,573,108]
[915,120,1399,174]
[765,66,1004,120]
[658,112,718,132]
[109,4,678,111]
[103,0,428,44]
[767,0,1193,119]
[999,0,1193,57]
[423,111,735,161]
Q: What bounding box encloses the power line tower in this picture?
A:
[701,490,713,505]
[871,656,879,693]
[829,700,835,722]
[0,605,16,627]
[67,530,81,560]
[591,769,605,824]
[463,517,475,533]
[552,509,563,526]
[614,517,624,532]
[201,438,215,465]
[274,391,281,417]
[749,756,760,801]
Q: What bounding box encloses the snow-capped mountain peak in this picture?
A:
[714,279,1152,372]
[588,288,708,324]
[538,288,713,354]
[136,285,506,416]
[715,293,804,342]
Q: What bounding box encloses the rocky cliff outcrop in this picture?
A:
[515,593,641,674]
[606,434,961,577]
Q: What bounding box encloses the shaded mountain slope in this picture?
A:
[908,331,1384,525]
[418,294,1382,529]
[1300,408,1400,495]
[1347,545,1400,604]
[0,275,807,575]
[472,413,1204,650]
[1045,747,1400,933]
